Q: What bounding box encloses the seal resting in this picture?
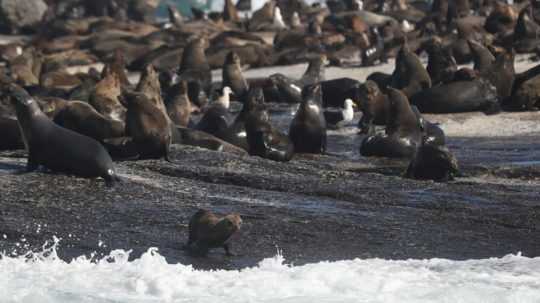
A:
[410,78,500,114]
[360,88,422,158]
[185,209,242,256]
[5,84,120,185]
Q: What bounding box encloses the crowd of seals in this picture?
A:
[1,0,540,256]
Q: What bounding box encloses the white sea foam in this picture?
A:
[1,239,540,303]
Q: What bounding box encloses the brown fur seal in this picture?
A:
[425,37,457,85]
[222,51,249,102]
[481,49,515,100]
[391,44,431,98]
[405,137,459,182]
[196,87,233,138]
[89,69,126,123]
[124,91,173,161]
[360,88,422,158]
[410,78,500,114]
[165,80,191,127]
[185,209,242,256]
[54,101,125,141]
[175,126,248,156]
[5,84,120,185]
[224,0,240,22]
[357,80,390,135]
[289,84,327,154]
[177,38,212,96]
[245,88,294,161]
[468,39,495,73]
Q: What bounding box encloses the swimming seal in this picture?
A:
[6,84,120,185]
[185,209,242,256]
[289,83,327,154]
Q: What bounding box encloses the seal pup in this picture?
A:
[6,84,120,185]
[391,44,431,98]
[357,80,390,135]
[405,137,459,182]
[222,51,249,102]
[360,88,422,158]
[289,84,327,154]
[196,87,233,138]
[324,98,356,128]
[165,80,191,127]
[185,209,242,256]
[124,91,173,161]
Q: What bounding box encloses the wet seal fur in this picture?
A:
[405,138,459,182]
[360,88,422,158]
[289,84,327,154]
[6,84,120,185]
[184,209,242,256]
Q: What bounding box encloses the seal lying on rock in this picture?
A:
[184,209,242,256]
[5,84,120,185]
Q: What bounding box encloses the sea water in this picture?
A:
[1,238,540,303]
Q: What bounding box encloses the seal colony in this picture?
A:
[1,0,540,257]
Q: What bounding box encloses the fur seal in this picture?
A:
[357,80,390,135]
[244,90,294,161]
[165,80,191,127]
[296,55,326,87]
[0,116,24,150]
[222,51,249,102]
[405,138,459,182]
[360,88,422,158]
[224,0,240,22]
[177,38,212,97]
[410,78,500,114]
[54,101,125,142]
[324,98,356,128]
[124,91,173,161]
[289,84,327,154]
[411,105,445,146]
[89,68,126,123]
[425,37,457,85]
[468,39,495,74]
[390,44,431,98]
[175,126,248,156]
[6,84,120,185]
[196,87,233,139]
[320,78,362,108]
[185,209,242,256]
[268,74,303,104]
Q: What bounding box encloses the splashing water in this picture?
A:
[1,238,540,302]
